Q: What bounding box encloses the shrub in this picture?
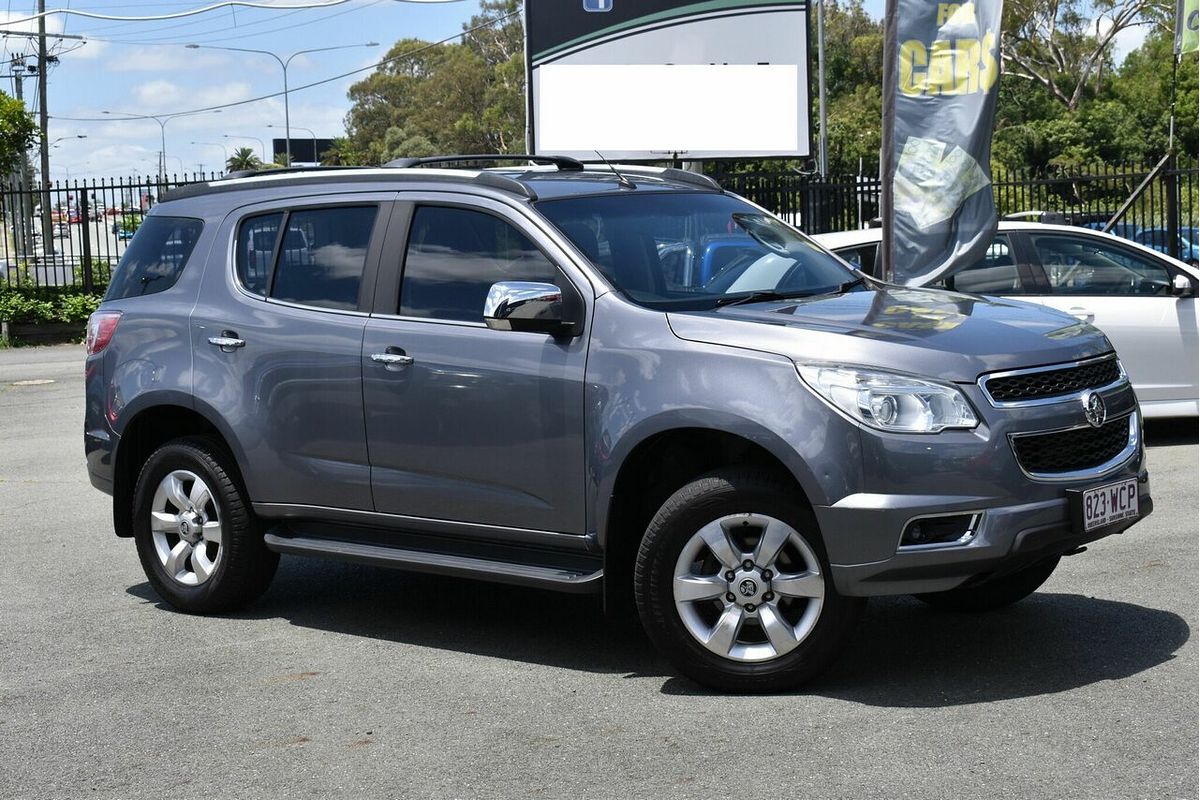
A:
[0,285,106,323]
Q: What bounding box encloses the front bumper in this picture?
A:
[812,369,1152,597]
[820,468,1151,596]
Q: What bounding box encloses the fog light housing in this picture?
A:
[900,514,979,548]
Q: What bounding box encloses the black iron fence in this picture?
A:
[713,159,1199,257]
[2,161,1196,292]
[0,173,219,291]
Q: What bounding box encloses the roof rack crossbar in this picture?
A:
[386,154,585,171]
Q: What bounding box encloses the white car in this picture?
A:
[811,222,1199,418]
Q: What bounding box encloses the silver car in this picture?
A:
[815,223,1200,418]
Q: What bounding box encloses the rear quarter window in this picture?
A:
[104,216,204,300]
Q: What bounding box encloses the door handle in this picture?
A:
[207,331,245,351]
[371,351,414,369]
[1068,306,1095,323]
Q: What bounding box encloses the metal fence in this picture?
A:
[0,173,219,291]
[713,159,1199,256]
[3,161,1197,292]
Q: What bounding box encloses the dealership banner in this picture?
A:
[524,0,812,160]
[1178,0,1199,54]
[879,0,1004,285]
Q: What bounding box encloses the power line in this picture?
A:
[78,0,386,46]
[4,0,458,26]
[50,9,517,122]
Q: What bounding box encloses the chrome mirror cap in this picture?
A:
[484,281,566,334]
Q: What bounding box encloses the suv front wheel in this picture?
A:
[132,437,278,613]
[634,469,863,692]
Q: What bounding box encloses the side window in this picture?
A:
[269,206,377,310]
[939,235,1025,294]
[104,216,203,300]
[236,212,282,297]
[400,206,558,322]
[834,244,879,275]
[1031,234,1171,296]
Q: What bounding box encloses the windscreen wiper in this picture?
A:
[715,290,812,308]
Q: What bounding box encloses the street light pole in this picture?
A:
[223,135,267,163]
[191,141,229,172]
[187,42,376,167]
[102,109,221,179]
[267,124,318,163]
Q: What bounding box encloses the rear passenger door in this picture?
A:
[362,195,591,535]
[191,194,393,511]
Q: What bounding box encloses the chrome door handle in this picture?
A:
[207,335,245,350]
[1068,306,1095,323]
[371,352,414,366]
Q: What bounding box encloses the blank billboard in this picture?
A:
[526,0,812,160]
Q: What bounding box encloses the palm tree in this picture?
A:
[226,147,261,172]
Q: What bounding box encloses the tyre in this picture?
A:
[634,468,863,693]
[132,437,278,613]
[913,555,1061,612]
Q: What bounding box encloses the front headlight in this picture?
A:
[797,364,978,433]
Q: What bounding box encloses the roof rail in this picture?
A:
[386,154,585,171]
[220,165,371,180]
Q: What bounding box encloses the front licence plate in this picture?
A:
[1078,478,1139,532]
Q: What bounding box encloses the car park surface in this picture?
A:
[2,343,1197,798]
[815,222,1200,418]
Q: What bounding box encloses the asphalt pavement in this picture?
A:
[1,344,1196,800]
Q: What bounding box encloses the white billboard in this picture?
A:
[526,1,812,160]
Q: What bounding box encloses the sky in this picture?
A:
[0,0,1146,183]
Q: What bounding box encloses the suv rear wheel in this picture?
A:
[634,469,863,692]
[132,437,278,613]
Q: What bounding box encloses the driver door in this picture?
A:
[1020,230,1198,406]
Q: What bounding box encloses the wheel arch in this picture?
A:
[111,401,247,538]
[598,420,819,614]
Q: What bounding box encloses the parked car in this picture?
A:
[1132,228,1200,264]
[52,222,69,238]
[85,159,1151,692]
[815,222,1199,418]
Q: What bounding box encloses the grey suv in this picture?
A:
[84,156,1151,691]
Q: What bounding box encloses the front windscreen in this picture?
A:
[537,192,859,310]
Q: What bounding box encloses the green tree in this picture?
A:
[226,147,261,172]
[343,0,526,162]
[319,136,368,166]
[1114,26,1199,158]
[0,91,37,177]
[1001,0,1164,111]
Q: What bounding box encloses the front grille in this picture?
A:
[984,357,1121,404]
[1011,415,1132,475]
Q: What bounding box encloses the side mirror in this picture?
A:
[1171,273,1196,298]
[484,281,583,337]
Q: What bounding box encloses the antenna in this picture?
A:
[593,150,636,190]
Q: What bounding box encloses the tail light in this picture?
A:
[86,311,122,355]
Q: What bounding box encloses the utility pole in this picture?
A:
[37,0,53,256]
[9,58,34,261]
[816,0,828,177]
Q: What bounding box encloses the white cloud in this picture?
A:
[106,47,228,72]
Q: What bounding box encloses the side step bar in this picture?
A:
[263,533,603,594]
